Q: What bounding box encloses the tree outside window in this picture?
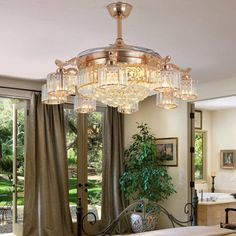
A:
[195,131,207,180]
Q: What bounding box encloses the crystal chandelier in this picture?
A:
[41,2,197,113]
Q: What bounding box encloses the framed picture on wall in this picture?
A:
[156,137,178,166]
[220,150,236,169]
[195,110,202,129]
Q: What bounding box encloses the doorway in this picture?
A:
[193,95,236,195]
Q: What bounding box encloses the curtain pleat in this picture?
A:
[23,93,74,236]
[101,106,128,232]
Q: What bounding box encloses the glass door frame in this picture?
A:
[12,100,28,236]
[77,106,106,234]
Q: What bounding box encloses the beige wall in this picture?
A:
[124,95,190,227]
[211,108,236,192]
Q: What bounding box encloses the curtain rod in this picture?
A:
[0,86,41,93]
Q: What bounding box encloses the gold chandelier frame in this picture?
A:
[42,2,197,113]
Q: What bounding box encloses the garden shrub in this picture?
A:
[0,156,13,173]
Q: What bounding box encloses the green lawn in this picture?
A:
[69,177,102,205]
[69,177,77,204]
[0,176,102,206]
[0,176,12,206]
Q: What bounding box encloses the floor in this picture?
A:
[0,224,12,235]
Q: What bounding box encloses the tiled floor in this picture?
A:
[0,223,12,235]
[0,222,13,235]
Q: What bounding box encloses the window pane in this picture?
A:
[64,108,77,222]
[87,111,104,221]
[195,132,204,180]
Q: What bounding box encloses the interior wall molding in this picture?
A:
[0,75,44,99]
[0,75,44,90]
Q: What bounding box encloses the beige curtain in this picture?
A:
[23,93,74,236]
[101,106,128,232]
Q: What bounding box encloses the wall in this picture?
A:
[124,95,189,227]
[211,108,236,192]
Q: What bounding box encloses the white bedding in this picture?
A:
[119,226,236,236]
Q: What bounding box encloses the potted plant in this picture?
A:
[119,123,176,231]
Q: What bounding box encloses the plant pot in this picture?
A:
[130,212,158,233]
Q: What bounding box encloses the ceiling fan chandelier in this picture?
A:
[42,2,197,114]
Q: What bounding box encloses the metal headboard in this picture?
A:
[76,189,198,236]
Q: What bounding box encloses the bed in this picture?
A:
[78,192,236,236]
[118,226,236,236]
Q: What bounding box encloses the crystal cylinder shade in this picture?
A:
[155,69,180,92]
[180,78,198,100]
[118,102,139,114]
[47,71,76,97]
[41,84,67,105]
[74,95,96,113]
[156,92,178,109]
[98,65,128,89]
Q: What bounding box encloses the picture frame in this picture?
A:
[195,110,202,130]
[220,150,236,169]
[156,137,178,166]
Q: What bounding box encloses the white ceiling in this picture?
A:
[195,96,236,111]
[0,0,236,81]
